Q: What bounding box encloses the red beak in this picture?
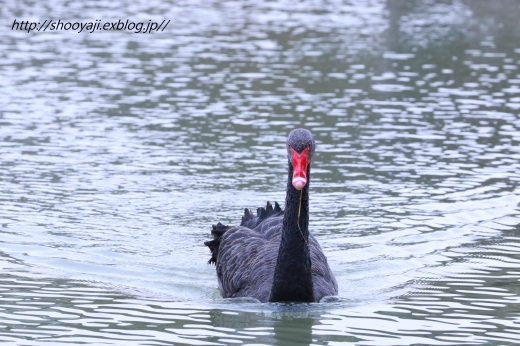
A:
[290,147,309,190]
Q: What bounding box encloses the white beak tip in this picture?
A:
[292,177,307,190]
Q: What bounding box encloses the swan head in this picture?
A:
[287,129,315,190]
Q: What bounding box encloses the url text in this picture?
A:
[11,19,170,34]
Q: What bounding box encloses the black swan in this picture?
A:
[205,128,338,302]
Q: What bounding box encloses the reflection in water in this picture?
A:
[208,307,318,346]
[1,0,520,344]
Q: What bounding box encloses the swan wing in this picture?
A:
[216,226,278,302]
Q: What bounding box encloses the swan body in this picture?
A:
[205,129,338,302]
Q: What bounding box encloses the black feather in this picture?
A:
[204,222,231,265]
[239,201,283,230]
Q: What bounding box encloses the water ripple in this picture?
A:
[1,0,520,344]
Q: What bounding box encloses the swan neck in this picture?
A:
[269,163,314,302]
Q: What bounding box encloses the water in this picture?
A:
[1,0,519,344]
